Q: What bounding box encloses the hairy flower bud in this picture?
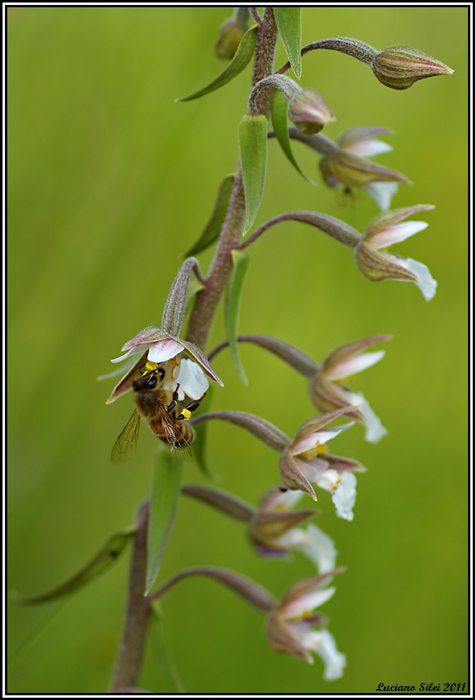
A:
[287,88,335,135]
[371,44,454,90]
[215,19,248,59]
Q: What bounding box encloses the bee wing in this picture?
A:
[111,409,141,464]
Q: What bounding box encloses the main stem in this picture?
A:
[110,10,279,691]
[185,7,278,349]
[109,500,151,692]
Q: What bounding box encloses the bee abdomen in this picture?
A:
[174,422,196,448]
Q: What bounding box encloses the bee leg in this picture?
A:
[165,384,181,418]
[175,394,206,422]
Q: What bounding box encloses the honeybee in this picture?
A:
[111,360,204,464]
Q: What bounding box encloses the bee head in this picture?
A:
[134,362,165,391]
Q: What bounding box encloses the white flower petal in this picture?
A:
[284,586,336,620]
[173,358,209,400]
[405,257,438,301]
[111,347,145,364]
[326,350,385,381]
[345,138,392,157]
[369,220,428,249]
[357,394,387,443]
[363,182,398,211]
[332,472,357,521]
[293,424,353,455]
[303,629,346,681]
[147,339,184,364]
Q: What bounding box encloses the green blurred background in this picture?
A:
[7,6,468,694]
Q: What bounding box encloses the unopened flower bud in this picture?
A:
[215,17,248,60]
[371,44,454,90]
[288,88,335,135]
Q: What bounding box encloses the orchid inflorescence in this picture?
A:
[22,8,452,691]
[105,8,450,687]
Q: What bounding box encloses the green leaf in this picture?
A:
[146,448,185,594]
[12,528,135,604]
[274,8,302,79]
[239,114,268,235]
[8,599,73,668]
[150,602,185,693]
[184,175,235,257]
[225,249,250,384]
[177,25,258,101]
[192,386,218,481]
[271,89,314,184]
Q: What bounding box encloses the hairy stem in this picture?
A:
[276,37,377,74]
[110,500,151,692]
[150,566,276,613]
[236,211,362,251]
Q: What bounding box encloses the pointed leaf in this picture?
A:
[184,175,235,257]
[190,386,218,480]
[146,449,185,594]
[8,599,73,668]
[12,528,135,604]
[274,8,302,79]
[177,25,258,101]
[271,89,314,184]
[226,250,250,384]
[150,602,185,693]
[239,114,268,234]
